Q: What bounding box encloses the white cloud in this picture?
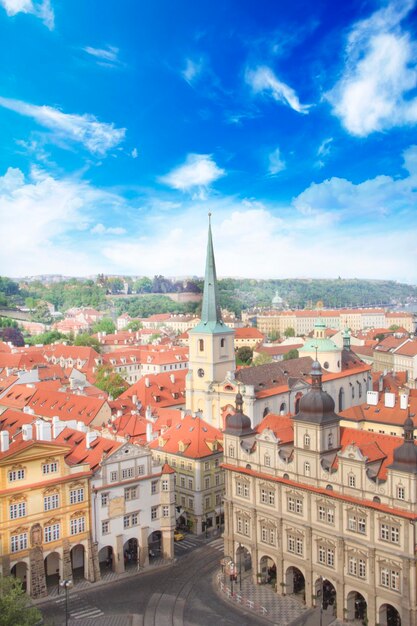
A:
[245,66,310,114]
[0,96,125,155]
[131,147,138,159]
[0,0,54,29]
[327,0,417,136]
[91,223,126,235]
[268,147,286,175]
[181,57,204,84]
[83,45,119,63]
[159,154,225,193]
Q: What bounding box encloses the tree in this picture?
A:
[95,364,128,398]
[31,301,52,323]
[92,318,116,334]
[26,330,66,345]
[283,349,299,360]
[127,320,143,331]
[74,333,101,352]
[253,353,273,366]
[389,324,400,331]
[374,333,386,342]
[268,330,280,341]
[0,576,42,626]
[132,277,153,293]
[236,346,253,364]
[0,327,24,347]
[284,327,295,338]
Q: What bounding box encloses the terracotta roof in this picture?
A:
[341,395,417,429]
[0,383,38,409]
[235,327,265,339]
[256,413,294,444]
[26,388,109,425]
[148,412,223,459]
[394,340,417,357]
[55,427,122,471]
[161,462,175,474]
[374,336,407,352]
[120,370,187,409]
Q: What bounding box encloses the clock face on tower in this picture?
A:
[197,368,205,378]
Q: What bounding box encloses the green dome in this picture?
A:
[300,338,339,353]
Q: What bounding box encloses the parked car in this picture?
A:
[174,531,185,541]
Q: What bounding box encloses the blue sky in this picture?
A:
[1,0,417,282]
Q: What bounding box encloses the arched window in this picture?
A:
[358,382,362,398]
[263,407,270,418]
[279,402,287,415]
[338,388,344,412]
[283,473,289,480]
[199,339,204,352]
[304,461,311,476]
[220,338,225,348]
[351,385,355,399]
[304,433,311,449]
[328,433,333,448]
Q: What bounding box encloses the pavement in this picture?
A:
[36,533,355,626]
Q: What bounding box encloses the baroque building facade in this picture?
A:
[222,363,417,626]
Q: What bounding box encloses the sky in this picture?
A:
[1,0,417,282]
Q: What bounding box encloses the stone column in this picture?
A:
[304,526,312,606]
[162,528,174,560]
[29,546,47,599]
[87,537,100,582]
[115,534,124,574]
[62,538,72,581]
[140,526,149,568]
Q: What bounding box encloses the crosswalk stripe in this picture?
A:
[71,608,104,618]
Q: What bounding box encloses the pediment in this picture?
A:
[338,444,366,462]
[256,428,279,444]
[0,442,71,465]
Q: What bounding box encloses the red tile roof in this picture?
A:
[148,412,223,459]
[120,370,187,409]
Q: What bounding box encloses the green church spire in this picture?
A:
[191,213,233,334]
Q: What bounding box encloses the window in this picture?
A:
[328,433,333,448]
[237,516,250,537]
[70,516,85,535]
[188,478,193,489]
[11,532,27,553]
[304,433,310,449]
[110,471,117,482]
[188,498,194,510]
[101,492,109,506]
[347,513,366,534]
[264,454,271,467]
[137,465,145,476]
[318,504,335,525]
[199,339,204,352]
[287,534,303,556]
[162,506,169,517]
[348,474,356,488]
[260,488,275,506]
[151,506,158,520]
[124,487,138,501]
[229,446,235,458]
[9,501,26,519]
[236,481,249,498]
[151,480,158,494]
[70,488,84,504]
[44,494,59,511]
[180,476,185,488]
[42,461,58,474]
[318,545,335,567]
[287,495,303,514]
[205,496,210,509]
[380,522,400,544]
[260,525,275,545]
[220,338,225,348]
[215,474,220,487]
[397,486,405,500]
[102,520,110,535]
[8,468,25,482]
[380,567,400,591]
[122,467,134,480]
[204,476,210,489]
[162,479,169,491]
[304,461,311,476]
[215,493,222,506]
[204,461,210,470]
[123,512,139,528]
[44,523,60,543]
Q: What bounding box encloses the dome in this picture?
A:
[389,414,417,474]
[224,393,254,436]
[294,361,340,425]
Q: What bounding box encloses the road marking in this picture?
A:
[71,608,104,618]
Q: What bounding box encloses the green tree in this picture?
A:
[95,364,128,398]
[284,327,295,338]
[0,576,42,626]
[92,318,116,334]
[132,277,153,293]
[389,324,400,331]
[374,333,386,342]
[26,330,66,345]
[253,353,273,366]
[268,330,280,341]
[127,320,143,331]
[236,346,253,364]
[74,333,101,352]
[31,301,52,323]
[283,349,299,360]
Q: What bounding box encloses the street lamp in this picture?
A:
[238,543,242,591]
[59,579,73,626]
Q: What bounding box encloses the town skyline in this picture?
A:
[1,0,417,281]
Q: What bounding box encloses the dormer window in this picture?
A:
[328,433,333,448]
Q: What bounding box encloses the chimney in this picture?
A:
[52,417,66,439]
[146,421,153,443]
[170,373,175,384]
[180,410,186,420]
[77,421,88,433]
[22,424,33,441]
[145,377,150,388]
[132,394,138,405]
[384,392,395,408]
[0,431,9,452]
[366,391,379,406]
[86,431,98,449]
[400,393,409,410]
[145,405,152,420]
[117,409,123,418]
[35,420,51,441]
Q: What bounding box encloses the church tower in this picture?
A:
[186,215,235,419]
